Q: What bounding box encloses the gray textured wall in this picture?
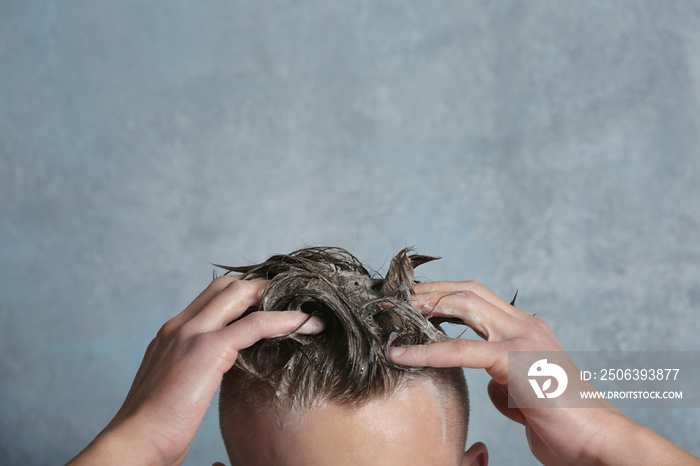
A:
[2,1,700,464]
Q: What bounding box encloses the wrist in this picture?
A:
[69,418,168,466]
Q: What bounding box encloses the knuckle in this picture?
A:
[224,277,246,291]
[463,280,484,292]
[224,277,260,297]
[453,338,470,351]
[529,315,551,332]
[411,345,431,365]
[156,319,177,339]
[454,338,473,360]
[211,275,237,289]
[244,311,268,328]
[152,319,191,351]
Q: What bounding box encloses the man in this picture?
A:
[70,248,699,465]
[217,247,478,464]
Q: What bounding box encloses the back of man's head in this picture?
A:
[219,247,469,465]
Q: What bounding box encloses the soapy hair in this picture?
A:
[218,247,468,414]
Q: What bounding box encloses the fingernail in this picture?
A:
[389,347,407,358]
[299,316,326,333]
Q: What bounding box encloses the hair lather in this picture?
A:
[218,247,466,409]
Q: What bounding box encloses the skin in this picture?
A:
[68,276,699,465]
[221,381,473,465]
[68,276,325,466]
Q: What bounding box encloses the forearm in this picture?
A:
[68,421,171,466]
[584,413,700,466]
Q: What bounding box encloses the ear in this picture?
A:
[462,441,488,466]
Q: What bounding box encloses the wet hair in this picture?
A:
[218,247,468,438]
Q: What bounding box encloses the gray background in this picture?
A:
[2,1,700,464]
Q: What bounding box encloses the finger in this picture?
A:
[487,379,526,425]
[171,275,242,326]
[221,311,325,351]
[412,291,520,341]
[389,339,504,374]
[415,280,533,321]
[192,279,269,331]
